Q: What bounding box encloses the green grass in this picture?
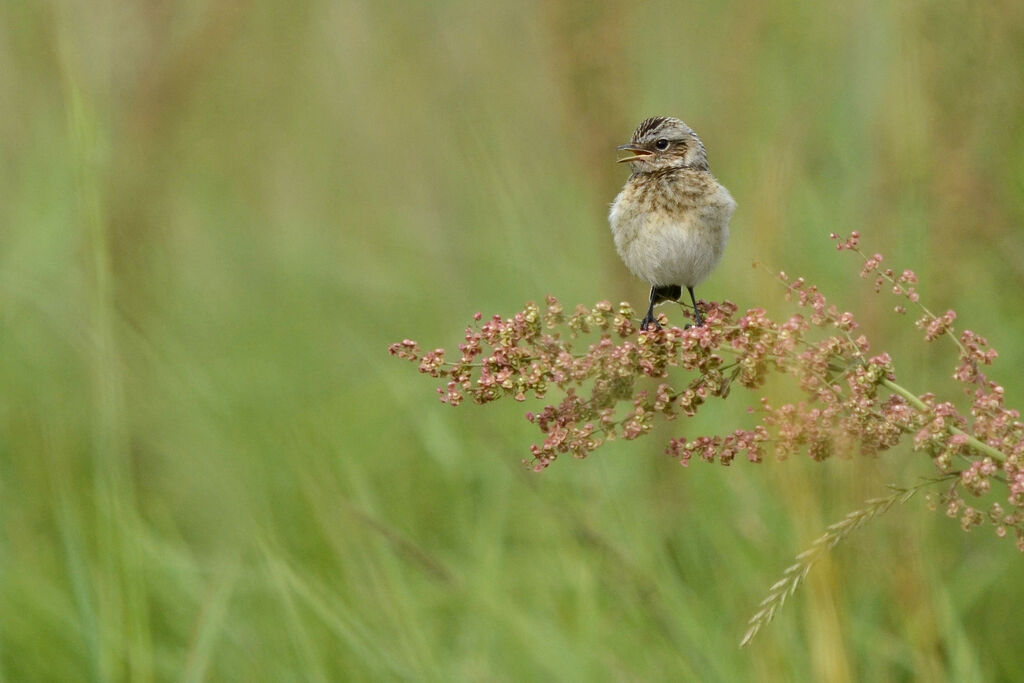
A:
[2,1,1023,680]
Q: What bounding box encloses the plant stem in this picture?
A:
[880,378,1007,463]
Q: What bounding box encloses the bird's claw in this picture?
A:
[640,315,661,331]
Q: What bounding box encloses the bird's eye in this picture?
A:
[655,139,670,151]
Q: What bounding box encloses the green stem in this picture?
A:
[880,378,1007,463]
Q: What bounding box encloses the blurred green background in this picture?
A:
[2,1,1023,680]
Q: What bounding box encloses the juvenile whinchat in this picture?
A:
[609,116,736,330]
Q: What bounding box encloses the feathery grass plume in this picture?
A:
[738,476,954,648]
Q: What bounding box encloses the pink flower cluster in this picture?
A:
[391,233,1024,549]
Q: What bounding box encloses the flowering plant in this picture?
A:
[389,232,1023,644]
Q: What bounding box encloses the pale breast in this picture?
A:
[609,173,734,288]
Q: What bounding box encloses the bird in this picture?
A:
[608,116,736,330]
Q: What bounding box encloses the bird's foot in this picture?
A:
[640,314,661,331]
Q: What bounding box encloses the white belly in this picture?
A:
[608,187,734,288]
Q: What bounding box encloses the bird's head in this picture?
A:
[617,116,709,172]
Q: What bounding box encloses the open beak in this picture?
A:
[616,143,653,163]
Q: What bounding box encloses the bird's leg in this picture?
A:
[687,286,704,327]
[640,286,660,331]
[640,285,682,330]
